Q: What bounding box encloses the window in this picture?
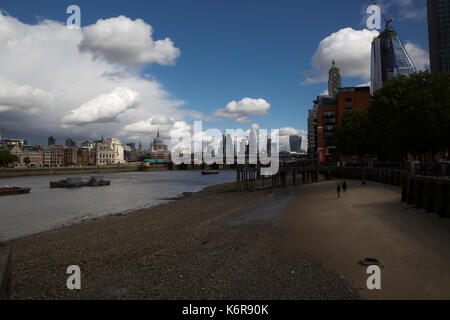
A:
[345,98,353,110]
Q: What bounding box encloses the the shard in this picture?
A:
[371,25,416,94]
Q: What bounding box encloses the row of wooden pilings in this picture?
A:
[236,165,321,192]
[334,167,450,219]
[401,176,450,219]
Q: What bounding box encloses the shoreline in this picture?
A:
[2,182,237,244]
[8,181,358,300]
[0,166,142,179]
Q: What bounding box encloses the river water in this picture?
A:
[0,170,236,241]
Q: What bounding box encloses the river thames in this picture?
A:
[0,170,235,241]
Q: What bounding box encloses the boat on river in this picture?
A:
[50,176,110,188]
[201,170,220,175]
[0,186,32,196]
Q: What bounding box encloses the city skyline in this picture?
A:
[0,0,430,150]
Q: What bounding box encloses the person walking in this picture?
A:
[337,183,341,198]
[342,181,347,192]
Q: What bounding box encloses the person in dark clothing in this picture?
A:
[342,181,347,192]
[337,184,341,198]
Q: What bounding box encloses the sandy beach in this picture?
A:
[283,180,450,300]
[7,179,450,300]
[8,183,356,300]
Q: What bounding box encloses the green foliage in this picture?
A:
[334,71,450,161]
[0,150,19,167]
[334,109,372,157]
[23,157,31,166]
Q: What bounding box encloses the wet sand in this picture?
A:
[282,180,450,300]
[8,183,356,300]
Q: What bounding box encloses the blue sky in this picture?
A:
[0,0,429,148]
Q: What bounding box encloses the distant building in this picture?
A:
[64,147,78,167]
[65,138,76,148]
[48,136,56,146]
[328,60,342,98]
[94,138,125,166]
[146,131,170,161]
[289,135,302,153]
[43,145,64,167]
[307,103,318,161]
[427,0,450,74]
[23,145,44,167]
[76,147,95,167]
[126,143,136,151]
[371,24,416,94]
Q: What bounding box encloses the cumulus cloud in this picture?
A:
[302,27,429,85]
[214,98,271,123]
[302,28,380,84]
[80,15,180,66]
[62,87,140,125]
[0,79,53,113]
[0,12,184,144]
[405,41,430,71]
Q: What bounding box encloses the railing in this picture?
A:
[415,162,450,178]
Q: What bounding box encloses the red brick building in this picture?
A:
[316,86,370,163]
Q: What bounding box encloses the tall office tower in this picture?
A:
[428,0,450,74]
[289,135,302,153]
[328,60,342,97]
[371,24,416,94]
[48,136,56,146]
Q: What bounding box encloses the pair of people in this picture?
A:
[337,181,347,198]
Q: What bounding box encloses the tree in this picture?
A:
[0,150,19,167]
[334,108,372,158]
[24,157,31,167]
[369,71,450,161]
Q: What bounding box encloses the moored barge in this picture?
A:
[50,176,110,188]
[0,186,32,196]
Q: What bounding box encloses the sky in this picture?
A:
[0,0,430,151]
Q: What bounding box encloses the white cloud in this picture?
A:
[62,87,140,125]
[302,28,379,84]
[405,41,430,71]
[123,115,174,135]
[80,15,180,66]
[0,12,184,143]
[0,79,53,112]
[214,98,270,123]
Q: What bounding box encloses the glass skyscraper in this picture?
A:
[428,0,450,74]
[370,26,416,94]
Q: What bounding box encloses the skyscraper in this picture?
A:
[328,60,342,97]
[427,0,450,74]
[48,136,56,146]
[371,25,416,94]
[289,135,302,153]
